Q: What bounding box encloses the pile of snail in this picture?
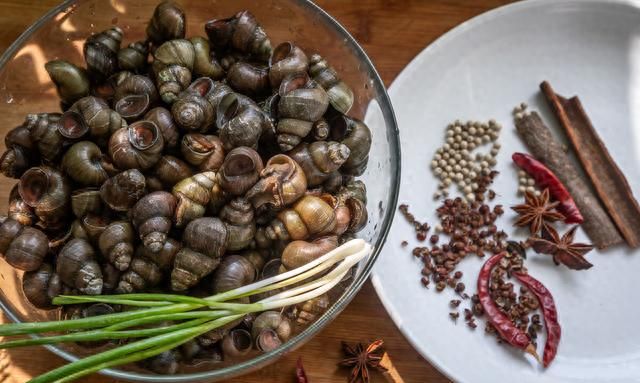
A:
[0,1,371,373]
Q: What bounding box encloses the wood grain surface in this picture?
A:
[0,1,512,382]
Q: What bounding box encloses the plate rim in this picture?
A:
[370,0,640,381]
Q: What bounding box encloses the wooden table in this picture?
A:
[0,1,512,381]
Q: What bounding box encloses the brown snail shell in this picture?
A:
[154,39,195,70]
[146,1,186,45]
[62,141,109,186]
[240,249,267,273]
[221,329,252,359]
[66,96,127,147]
[226,62,270,97]
[337,179,368,232]
[101,262,122,293]
[181,134,225,171]
[269,42,309,88]
[45,60,90,107]
[91,70,133,102]
[323,193,350,236]
[246,154,307,210]
[251,311,292,352]
[71,214,110,244]
[57,238,103,295]
[156,64,193,104]
[294,293,330,326]
[329,115,372,176]
[171,77,215,132]
[84,27,123,81]
[219,197,255,251]
[281,236,338,270]
[29,113,67,163]
[191,36,224,79]
[205,10,272,62]
[265,195,337,242]
[144,107,179,149]
[98,221,135,270]
[172,171,217,227]
[109,120,164,170]
[151,155,193,189]
[217,93,271,151]
[154,39,195,104]
[0,117,38,179]
[8,184,36,226]
[117,41,148,73]
[70,188,103,218]
[132,191,177,253]
[219,50,245,72]
[22,263,62,309]
[170,217,228,291]
[116,256,163,293]
[276,80,330,152]
[100,169,146,211]
[139,237,180,270]
[289,141,350,187]
[0,216,48,271]
[309,53,354,114]
[218,146,263,196]
[311,118,330,141]
[211,254,256,293]
[113,75,158,121]
[18,166,70,228]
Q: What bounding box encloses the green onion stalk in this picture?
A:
[0,239,372,383]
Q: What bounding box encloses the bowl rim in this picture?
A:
[0,0,401,381]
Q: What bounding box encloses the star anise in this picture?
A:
[529,224,594,270]
[339,340,384,383]
[511,189,565,234]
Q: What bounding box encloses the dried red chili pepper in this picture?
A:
[513,272,561,367]
[296,357,309,383]
[477,252,539,360]
[512,152,583,224]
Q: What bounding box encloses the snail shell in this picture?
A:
[221,329,252,359]
[66,96,127,147]
[289,141,350,187]
[8,184,36,226]
[211,254,256,293]
[113,75,158,121]
[45,60,90,107]
[171,77,215,132]
[265,195,337,242]
[101,262,122,293]
[156,64,193,104]
[172,171,217,227]
[98,221,135,270]
[181,134,225,171]
[132,191,177,253]
[144,107,180,149]
[246,154,307,210]
[309,53,354,114]
[330,115,372,176]
[117,41,148,73]
[109,120,164,170]
[146,1,186,45]
[29,113,67,163]
[170,217,228,291]
[62,141,109,186]
[19,166,70,228]
[205,10,272,62]
[281,236,338,270]
[70,188,103,218]
[100,169,146,212]
[226,62,270,97]
[116,255,163,293]
[217,93,272,151]
[218,146,263,196]
[84,27,123,81]
[151,155,193,189]
[22,263,62,309]
[57,238,103,295]
[191,36,224,79]
[294,294,330,326]
[269,42,309,88]
[251,311,292,352]
[219,197,255,251]
[0,216,48,271]
[0,117,37,179]
[71,214,110,244]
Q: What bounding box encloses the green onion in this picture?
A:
[0,239,370,383]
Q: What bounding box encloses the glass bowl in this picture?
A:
[0,0,400,381]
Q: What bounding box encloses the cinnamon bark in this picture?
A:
[514,110,623,249]
[541,81,640,248]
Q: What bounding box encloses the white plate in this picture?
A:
[368,0,640,382]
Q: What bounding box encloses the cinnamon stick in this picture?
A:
[379,352,405,383]
[514,110,623,249]
[541,81,640,248]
